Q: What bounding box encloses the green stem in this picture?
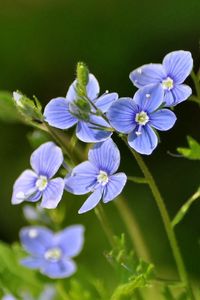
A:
[127,176,148,184]
[56,282,70,300]
[94,203,115,248]
[122,138,195,300]
[191,70,200,99]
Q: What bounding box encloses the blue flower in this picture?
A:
[129,50,193,106]
[20,225,84,279]
[3,285,56,300]
[107,84,176,155]
[12,142,64,209]
[44,74,118,143]
[2,296,16,300]
[65,138,127,214]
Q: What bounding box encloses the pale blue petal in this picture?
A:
[66,74,100,101]
[21,256,44,269]
[150,109,176,131]
[2,295,16,300]
[133,84,164,112]
[88,138,120,174]
[95,92,118,112]
[163,90,174,106]
[164,84,192,106]
[65,161,98,195]
[103,173,127,203]
[20,226,53,255]
[39,285,56,300]
[41,259,76,279]
[76,116,112,143]
[44,97,78,129]
[40,178,64,209]
[30,142,63,178]
[163,50,193,83]
[128,125,158,155]
[129,63,166,88]
[12,170,38,204]
[107,98,137,133]
[54,225,84,257]
[78,188,102,214]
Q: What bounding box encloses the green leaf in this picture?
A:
[177,136,200,160]
[0,91,21,123]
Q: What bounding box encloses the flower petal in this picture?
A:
[103,173,127,203]
[107,98,137,133]
[66,74,100,101]
[95,92,118,112]
[41,259,76,279]
[65,161,98,195]
[128,125,158,155]
[30,142,63,178]
[129,63,166,88]
[150,109,176,131]
[133,84,164,112]
[78,188,102,214]
[164,84,192,106]
[163,50,193,84]
[20,226,53,256]
[76,116,112,143]
[11,170,38,204]
[54,225,84,257]
[44,97,78,129]
[40,178,64,209]
[88,138,120,174]
[21,256,44,269]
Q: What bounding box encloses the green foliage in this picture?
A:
[177,136,200,160]
[0,91,21,123]
[27,129,50,149]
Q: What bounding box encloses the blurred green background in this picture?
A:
[0,0,200,285]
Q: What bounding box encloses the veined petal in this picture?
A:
[107,98,137,133]
[21,256,44,269]
[88,138,120,174]
[20,226,53,256]
[103,173,127,203]
[78,188,102,214]
[66,74,100,101]
[41,259,76,279]
[95,92,118,112]
[128,125,158,155]
[54,225,84,257]
[12,170,38,204]
[30,142,63,178]
[129,63,166,88]
[133,84,164,112]
[164,84,192,106]
[163,50,193,84]
[76,116,112,143]
[65,161,98,195]
[44,97,78,129]
[150,109,176,131]
[40,178,64,209]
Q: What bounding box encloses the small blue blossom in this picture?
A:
[107,84,176,155]
[20,225,84,279]
[12,142,64,209]
[3,285,56,300]
[129,50,193,106]
[44,74,118,143]
[65,138,127,214]
[2,295,16,300]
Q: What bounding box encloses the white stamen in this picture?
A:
[162,77,174,90]
[97,170,109,186]
[135,111,149,126]
[137,68,142,74]
[28,229,38,238]
[146,93,151,98]
[36,175,48,191]
[44,247,62,262]
[135,131,142,136]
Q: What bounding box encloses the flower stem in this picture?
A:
[191,70,200,99]
[123,140,195,299]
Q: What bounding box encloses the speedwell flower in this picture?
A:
[129,50,193,106]
[44,74,118,143]
[20,225,84,279]
[107,84,176,155]
[12,142,64,209]
[65,138,127,214]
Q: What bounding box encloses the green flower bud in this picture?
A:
[76,62,89,97]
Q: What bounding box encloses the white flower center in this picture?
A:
[97,170,109,186]
[162,77,174,90]
[28,229,38,238]
[135,111,149,126]
[44,247,62,262]
[36,175,48,191]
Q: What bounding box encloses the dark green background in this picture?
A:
[0,0,200,282]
